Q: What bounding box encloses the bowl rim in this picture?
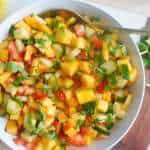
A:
[0,0,145,150]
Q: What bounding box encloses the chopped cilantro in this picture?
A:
[121,64,129,80]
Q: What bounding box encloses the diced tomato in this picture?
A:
[74,24,85,37]
[48,56,56,60]
[16,86,26,96]
[66,134,86,147]
[52,120,59,127]
[91,35,103,49]
[19,51,25,60]
[77,50,87,60]
[56,89,66,101]
[8,41,23,61]
[34,90,48,100]
[25,141,37,150]
[14,137,26,146]
[97,80,108,93]
[79,127,88,136]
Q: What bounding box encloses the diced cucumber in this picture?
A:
[116,75,128,88]
[114,90,126,102]
[69,48,81,59]
[96,114,107,122]
[110,44,127,58]
[14,28,30,40]
[94,126,110,135]
[100,60,117,75]
[53,44,64,58]
[6,99,21,115]
[85,26,95,38]
[113,102,126,119]
[21,131,37,142]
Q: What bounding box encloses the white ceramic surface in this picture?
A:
[0,0,145,150]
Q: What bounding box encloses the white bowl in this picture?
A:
[0,0,145,150]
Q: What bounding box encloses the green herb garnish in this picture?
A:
[121,64,129,80]
[82,101,96,115]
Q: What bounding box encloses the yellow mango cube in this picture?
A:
[61,60,79,76]
[5,120,18,135]
[80,74,96,88]
[0,72,11,88]
[24,16,51,34]
[102,40,109,61]
[79,61,91,74]
[97,100,109,113]
[72,36,87,49]
[56,29,73,45]
[75,88,95,104]
[24,45,36,61]
[0,49,8,62]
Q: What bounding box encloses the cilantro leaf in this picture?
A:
[41,85,51,96]
[121,64,129,80]
[82,101,96,115]
[143,58,150,68]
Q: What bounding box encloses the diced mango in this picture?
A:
[129,67,137,83]
[43,46,55,58]
[87,128,97,138]
[72,36,87,49]
[0,40,9,50]
[61,78,74,89]
[113,102,126,119]
[0,49,8,62]
[0,87,3,104]
[61,60,79,76]
[15,20,31,33]
[10,114,20,120]
[122,94,132,111]
[57,111,68,123]
[24,45,36,61]
[97,100,109,113]
[80,74,96,88]
[102,91,112,102]
[79,61,91,74]
[56,29,73,45]
[41,137,56,150]
[0,72,11,88]
[54,145,62,150]
[65,127,77,137]
[24,16,51,34]
[75,88,95,104]
[84,136,93,145]
[5,120,18,135]
[102,40,109,61]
